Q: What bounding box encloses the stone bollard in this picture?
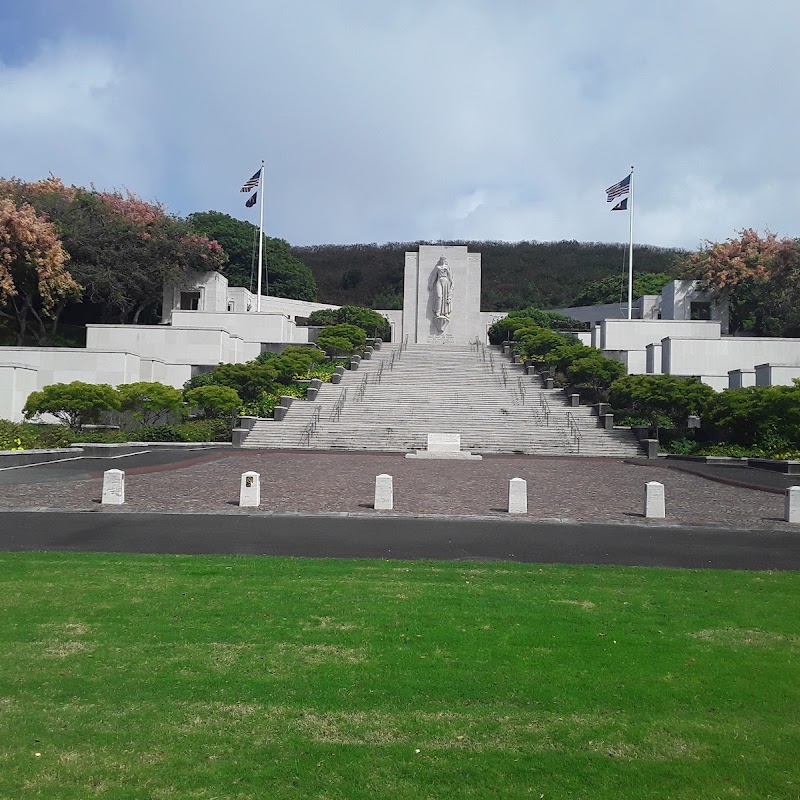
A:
[330,373,342,384]
[350,359,360,371]
[544,377,554,390]
[363,347,373,360]
[232,428,248,447]
[306,387,319,401]
[310,378,323,390]
[569,394,580,407]
[600,413,614,430]
[373,338,382,350]
[239,471,260,507]
[784,486,800,523]
[642,438,659,458]
[273,405,288,421]
[508,477,528,514]
[334,365,346,375]
[374,474,393,510]
[102,469,125,505]
[644,481,665,518]
[280,395,294,408]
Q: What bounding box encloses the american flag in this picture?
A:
[605,174,631,202]
[240,170,260,193]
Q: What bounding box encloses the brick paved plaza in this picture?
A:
[0,450,791,530]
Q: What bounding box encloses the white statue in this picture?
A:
[428,256,453,333]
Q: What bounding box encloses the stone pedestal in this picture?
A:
[785,486,800,523]
[102,469,125,505]
[374,474,393,510]
[508,478,528,514]
[240,471,261,507]
[644,481,665,518]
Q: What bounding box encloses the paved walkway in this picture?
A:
[0,449,796,531]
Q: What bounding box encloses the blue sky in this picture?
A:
[1,0,798,250]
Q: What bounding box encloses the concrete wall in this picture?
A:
[603,349,647,374]
[755,364,800,387]
[601,319,721,352]
[86,325,247,366]
[0,365,39,422]
[646,343,662,374]
[663,337,800,377]
[661,280,729,333]
[169,310,296,347]
[729,369,756,389]
[550,295,660,324]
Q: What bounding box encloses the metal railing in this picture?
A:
[374,360,385,385]
[538,394,551,425]
[329,388,347,422]
[516,375,526,405]
[355,372,369,402]
[389,350,397,370]
[299,405,322,446]
[566,411,582,454]
[500,363,508,388]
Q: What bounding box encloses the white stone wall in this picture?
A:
[170,311,295,348]
[728,369,756,388]
[662,337,800,377]
[661,280,729,333]
[0,365,38,422]
[601,319,721,352]
[754,364,800,387]
[646,343,662,374]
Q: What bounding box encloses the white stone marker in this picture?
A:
[644,481,665,519]
[239,471,261,507]
[374,474,393,510]
[427,433,461,453]
[784,486,800,523]
[101,469,125,505]
[508,477,528,514]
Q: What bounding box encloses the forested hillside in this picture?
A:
[290,240,686,311]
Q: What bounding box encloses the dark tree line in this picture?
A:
[291,240,686,311]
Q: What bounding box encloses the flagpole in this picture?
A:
[627,166,635,320]
[256,160,265,312]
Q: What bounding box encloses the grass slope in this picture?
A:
[0,553,798,799]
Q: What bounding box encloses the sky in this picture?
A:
[1,0,799,251]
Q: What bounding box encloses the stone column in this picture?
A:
[508,477,528,514]
[785,486,800,523]
[102,469,125,505]
[240,471,261,507]
[644,481,665,518]
[374,474,393,510]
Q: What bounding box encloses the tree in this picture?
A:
[307,306,391,340]
[317,323,366,351]
[316,334,356,358]
[117,382,185,426]
[23,381,120,430]
[0,198,81,344]
[702,383,800,451]
[210,361,278,403]
[570,272,674,306]
[488,308,584,345]
[610,375,715,433]
[682,228,800,336]
[0,178,225,327]
[566,354,626,402]
[185,385,241,419]
[188,210,318,300]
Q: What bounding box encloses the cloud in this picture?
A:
[1,0,799,250]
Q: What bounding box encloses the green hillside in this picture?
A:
[291,240,686,311]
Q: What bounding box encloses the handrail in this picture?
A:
[500,363,508,388]
[566,411,582,454]
[299,405,322,446]
[538,394,551,425]
[389,350,397,370]
[329,388,347,422]
[516,375,526,404]
[375,360,385,385]
[355,372,369,402]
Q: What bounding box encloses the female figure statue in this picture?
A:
[428,256,454,333]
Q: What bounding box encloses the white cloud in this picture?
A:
[1,0,799,250]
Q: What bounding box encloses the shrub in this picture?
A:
[308,306,391,340]
[316,333,359,358]
[184,385,241,419]
[117,382,185,426]
[22,381,121,431]
[566,353,626,402]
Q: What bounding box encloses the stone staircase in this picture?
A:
[241,344,642,456]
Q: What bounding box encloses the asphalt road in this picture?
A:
[1,511,798,570]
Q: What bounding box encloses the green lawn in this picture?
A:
[0,552,798,799]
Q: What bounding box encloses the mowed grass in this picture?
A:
[0,553,799,799]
